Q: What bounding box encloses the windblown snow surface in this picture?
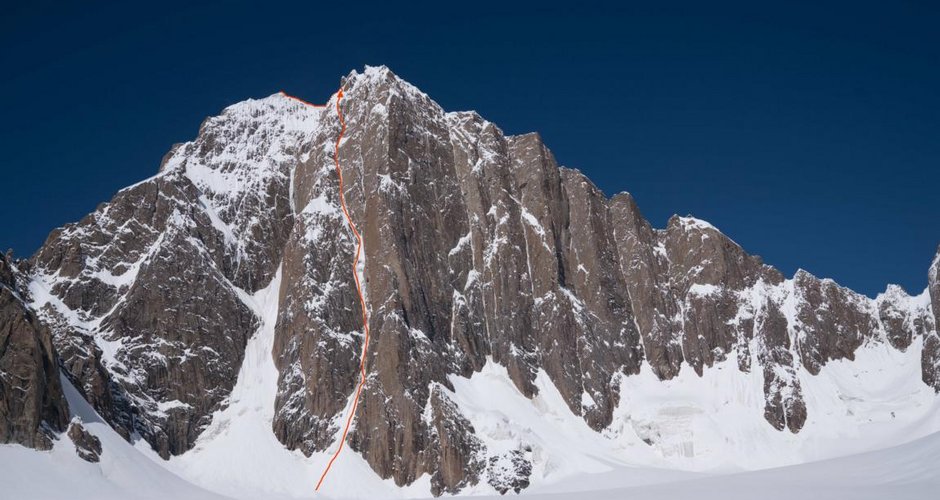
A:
[3,365,939,500]
[3,268,939,499]
[0,375,229,500]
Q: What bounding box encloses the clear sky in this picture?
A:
[1,1,937,297]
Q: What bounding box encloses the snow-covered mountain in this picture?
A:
[1,66,939,499]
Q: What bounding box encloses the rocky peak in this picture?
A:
[164,91,320,291]
[23,83,318,457]
[664,214,780,293]
[344,65,435,105]
[876,283,933,351]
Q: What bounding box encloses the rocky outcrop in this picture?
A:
[792,270,876,374]
[486,448,532,494]
[925,248,940,391]
[14,66,938,494]
[0,253,68,449]
[427,387,485,495]
[67,419,102,462]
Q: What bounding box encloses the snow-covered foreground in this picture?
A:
[2,271,937,499]
[4,426,939,500]
[0,374,229,500]
[460,430,940,500]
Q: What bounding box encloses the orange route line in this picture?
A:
[279,90,326,108]
[283,87,370,492]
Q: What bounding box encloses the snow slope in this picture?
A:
[3,408,939,500]
[161,268,431,500]
[463,430,940,500]
[0,374,228,500]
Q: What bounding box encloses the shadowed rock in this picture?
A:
[0,254,68,449]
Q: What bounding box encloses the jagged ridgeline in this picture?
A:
[2,66,939,496]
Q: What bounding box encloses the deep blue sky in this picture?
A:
[2,1,937,297]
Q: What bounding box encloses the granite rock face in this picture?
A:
[7,66,937,494]
[0,253,68,449]
[265,68,937,491]
[925,248,940,390]
[271,71,647,492]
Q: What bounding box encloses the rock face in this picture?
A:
[272,72,647,493]
[7,66,938,495]
[0,253,68,449]
[925,248,940,390]
[264,67,937,491]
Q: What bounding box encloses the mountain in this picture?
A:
[1,66,939,498]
